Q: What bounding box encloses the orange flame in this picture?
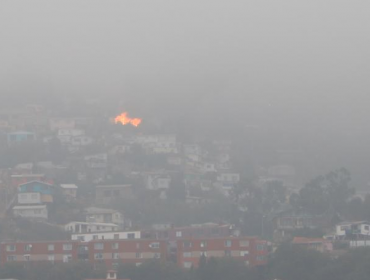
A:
[114,112,142,127]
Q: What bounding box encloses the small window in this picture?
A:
[6,245,16,252]
[176,231,182,237]
[150,242,160,249]
[256,255,266,261]
[183,241,192,248]
[183,252,192,258]
[153,253,161,259]
[93,235,99,240]
[48,244,55,251]
[240,251,249,257]
[24,255,30,261]
[94,243,104,250]
[183,262,192,268]
[200,251,207,257]
[24,244,32,251]
[136,252,142,259]
[94,253,103,260]
[112,253,120,259]
[365,226,370,231]
[256,244,265,251]
[240,240,249,247]
[225,240,232,247]
[63,244,73,251]
[48,255,55,262]
[112,243,119,250]
[63,254,72,263]
[127,233,136,239]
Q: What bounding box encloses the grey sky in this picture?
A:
[1,0,370,184]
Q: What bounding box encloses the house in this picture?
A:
[335,221,370,240]
[18,181,55,203]
[71,231,141,242]
[64,222,119,234]
[145,173,171,191]
[7,131,36,146]
[176,237,268,268]
[60,184,78,199]
[84,207,124,226]
[49,118,76,131]
[135,134,178,154]
[13,205,48,220]
[17,193,42,204]
[84,154,108,169]
[57,129,85,145]
[95,185,133,204]
[292,237,333,253]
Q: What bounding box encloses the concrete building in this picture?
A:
[60,184,78,199]
[84,207,124,226]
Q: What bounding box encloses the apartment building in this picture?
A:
[176,237,268,268]
[1,239,167,269]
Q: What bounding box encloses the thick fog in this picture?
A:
[1,0,370,186]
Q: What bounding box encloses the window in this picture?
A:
[94,253,103,260]
[176,231,182,237]
[112,243,119,250]
[200,241,207,248]
[112,253,120,259]
[6,245,16,252]
[153,253,161,259]
[256,244,265,251]
[94,243,104,250]
[183,241,192,248]
[48,244,55,251]
[93,235,99,240]
[150,242,160,249]
[240,251,249,257]
[183,262,192,268]
[136,252,142,259]
[365,225,370,231]
[183,252,192,258]
[63,254,72,263]
[127,233,136,239]
[63,244,72,251]
[77,236,85,242]
[225,240,232,247]
[256,255,266,261]
[24,255,30,261]
[240,240,249,247]
[200,251,207,257]
[48,255,55,262]
[224,250,231,257]
[24,244,32,251]
[7,255,16,262]
[114,234,119,239]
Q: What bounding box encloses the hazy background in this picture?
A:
[0,0,370,187]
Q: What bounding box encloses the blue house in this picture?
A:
[18,181,55,203]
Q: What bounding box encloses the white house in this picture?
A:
[84,207,124,226]
[13,205,48,220]
[145,173,171,191]
[135,134,178,154]
[335,221,370,239]
[64,221,119,234]
[71,230,141,242]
